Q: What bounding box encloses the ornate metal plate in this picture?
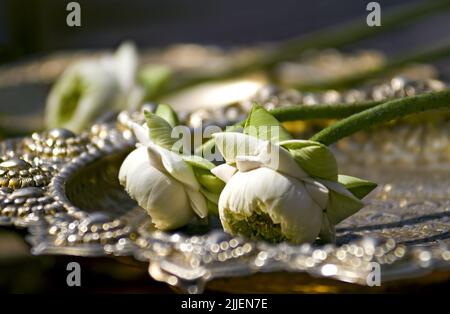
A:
[1,80,450,293]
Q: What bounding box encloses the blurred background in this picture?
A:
[1,0,450,59]
[1,0,450,293]
[0,0,450,124]
[1,0,450,119]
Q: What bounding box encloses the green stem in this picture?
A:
[310,91,450,145]
[270,100,383,121]
[156,0,450,99]
[295,42,450,91]
[195,100,384,155]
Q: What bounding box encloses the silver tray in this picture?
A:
[1,109,450,293]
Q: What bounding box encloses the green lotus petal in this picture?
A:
[244,104,292,143]
[205,198,219,215]
[138,65,172,100]
[45,70,83,128]
[338,175,378,199]
[279,139,338,181]
[45,61,119,133]
[192,167,225,194]
[155,104,179,127]
[318,213,336,244]
[182,155,215,170]
[320,180,364,225]
[182,155,225,194]
[144,110,177,150]
[327,190,363,225]
[201,187,220,205]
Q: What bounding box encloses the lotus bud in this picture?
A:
[212,132,329,243]
[211,105,376,244]
[45,42,141,133]
[119,106,224,230]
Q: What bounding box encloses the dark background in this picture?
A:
[1,0,450,119]
[1,0,450,63]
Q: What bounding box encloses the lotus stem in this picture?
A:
[310,91,450,145]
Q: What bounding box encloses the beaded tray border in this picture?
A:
[1,79,450,293]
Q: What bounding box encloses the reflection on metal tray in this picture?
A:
[1,105,450,293]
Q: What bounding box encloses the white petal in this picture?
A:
[235,155,263,172]
[113,42,138,92]
[303,178,329,209]
[213,132,261,163]
[256,140,308,179]
[118,147,148,187]
[126,85,145,111]
[186,188,208,218]
[219,167,322,243]
[119,147,194,230]
[213,132,307,179]
[129,121,151,146]
[147,142,200,190]
[211,164,237,183]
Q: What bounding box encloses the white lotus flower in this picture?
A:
[212,132,366,244]
[45,42,143,133]
[119,121,209,230]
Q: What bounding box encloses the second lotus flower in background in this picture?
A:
[45,42,143,133]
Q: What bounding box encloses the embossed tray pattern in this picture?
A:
[1,109,450,293]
